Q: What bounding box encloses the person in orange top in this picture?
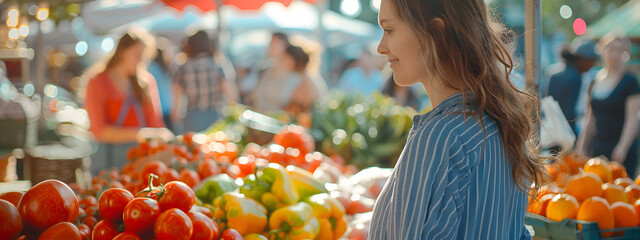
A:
[84,31,165,173]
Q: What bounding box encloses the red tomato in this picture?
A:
[109,169,120,180]
[98,188,134,223]
[197,160,220,179]
[140,161,168,186]
[82,216,97,230]
[179,169,201,188]
[77,224,90,239]
[187,211,219,240]
[123,198,161,236]
[17,180,79,233]
[37,222,81,240]
[113,232,142,240]
[190,205,213,218]
[154,209,193,240]
[0,199,22,239]
[182,132,196,148]
[0,192,24,207]
[85,205,98,217]
[16,235,30,240]
[92,220,120,240]
[233,156,257,177]
[159,181,195,212]
[80,195,98,208]
[273,125,315,155]
[161,169,180,183]
[109,181,125,189]
[121,175,133,186]
[221,228,243,240]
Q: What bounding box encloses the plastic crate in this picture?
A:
[526,213,640,240]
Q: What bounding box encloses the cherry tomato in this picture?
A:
[123,198,161,236]
[92,220,120,240]
[161,169,180,183]
[77,224,91,239]
[182,132,196,148]
[82,216,97,230]
[140,161,168,186]
[179,169,201,188]
[0,192,24,207]
[187,211,218,240]
[233,156,257,177]
[221,228,243,240]
[85,205,99,217]
[159,181,195,212]
[98,188,134,223]
[197,160,220,179]
[38,222,81,240]
[190,205,213,218]
[80,196,98,208]
[109,181,126,189]
[17,180,79,233]
[121,175,133,186]
[154,208,193,240]
[0,199,22,239]
[113,232,142,240]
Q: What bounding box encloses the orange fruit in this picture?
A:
[528,194,555,217]
[609,162,628,180]
[634,199,640,220]
[577,197,615,236]
[563,152,588,175]
[611,202,639,228]
[546,194,580,222]
[636,175,640,185]
[584,157,613,183]
[567,172,604,201]
[602,183,628,204]
[615,178,635,189]
[626,184,640,204]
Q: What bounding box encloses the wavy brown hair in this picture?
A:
[389,0,547,192]
[105,32,150,104]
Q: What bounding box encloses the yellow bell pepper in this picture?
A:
[303,193,347,240]
[268,202,320,240]
[244,233,269,240]
[262,163,299,205]
[214,192,268,236]
[286,165,328,200]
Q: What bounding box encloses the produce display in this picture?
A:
[527,153,640,237]
[0,125,390,240]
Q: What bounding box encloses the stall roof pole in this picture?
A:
[525,0,541,92]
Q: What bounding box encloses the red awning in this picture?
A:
[160,0,318,12]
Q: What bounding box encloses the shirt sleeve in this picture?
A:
[388,117,464,239]
[85,76,107,139]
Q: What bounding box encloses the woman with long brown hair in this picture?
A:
[85,31,165,172]
[370,0,546,238]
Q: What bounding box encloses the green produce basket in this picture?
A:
[526,213,640,240]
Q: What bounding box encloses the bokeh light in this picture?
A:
[19,24,30,37]
[573,18,587,35]
[36,8,49,21]
[8,28,19,40]
[559,5,572,19]
[340,0,362,17]
[75,41,88,56]
[7,8,19,27]
[371,0,381,13]
[101,37,114,52]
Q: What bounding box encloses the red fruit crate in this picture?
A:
[526,213,640,240]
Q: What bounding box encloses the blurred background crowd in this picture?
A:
[0,0,640,177]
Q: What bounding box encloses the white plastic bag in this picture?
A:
[540,96,576,151]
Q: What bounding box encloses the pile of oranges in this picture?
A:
[528,153,640,236]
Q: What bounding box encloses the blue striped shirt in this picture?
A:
[369,93,531,239]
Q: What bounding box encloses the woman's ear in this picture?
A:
[430,18,446,32]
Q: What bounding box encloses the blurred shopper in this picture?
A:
[147,38,174,131]
[240,32,290,103]
[336,50,384,96]
[250,44,325,113]
[382,75,422,111]
[172,31,238,133]
[544,38,599,133]
[576,33,640,176]
[84,31,165,172]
